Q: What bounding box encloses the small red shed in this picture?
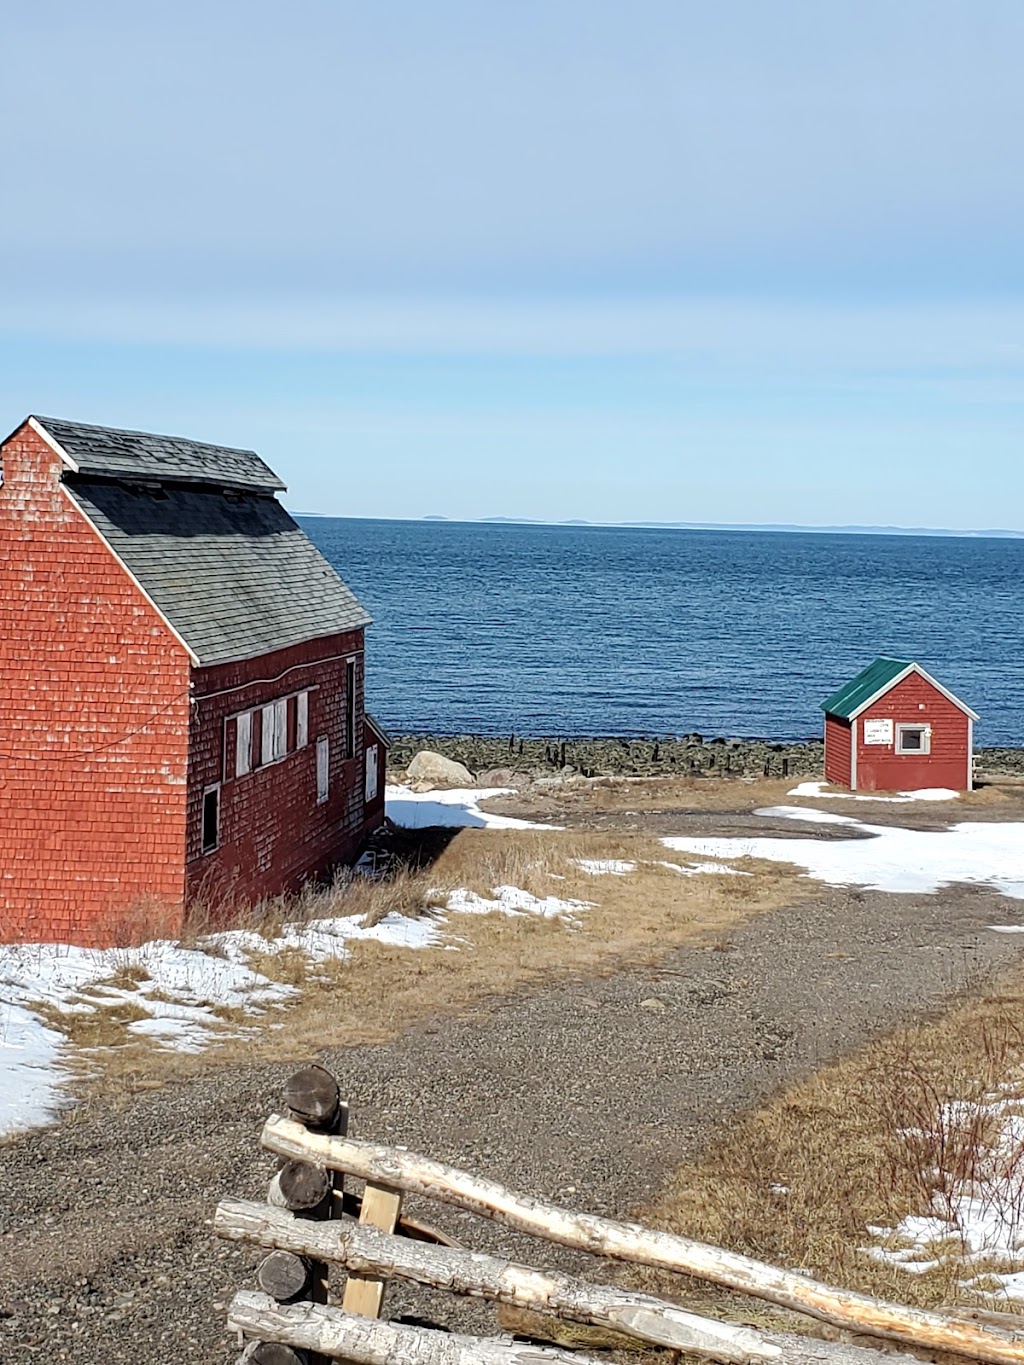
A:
[821,658,977,793]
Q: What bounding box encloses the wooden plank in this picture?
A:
[340,1181,402,1319]
[261,1115,1024,1365]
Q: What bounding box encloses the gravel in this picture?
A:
[3,879,1023,1362]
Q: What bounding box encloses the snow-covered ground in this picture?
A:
[867,1082,1024,1301]
[385,784,559,830]
[0,877,591,1140]
[788,781,960,804]
[664,807,1024,898]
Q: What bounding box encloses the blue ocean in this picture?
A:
[303,519,1023,745]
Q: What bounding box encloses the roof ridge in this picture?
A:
[33,415,259,458]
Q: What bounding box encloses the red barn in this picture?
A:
[0,415,388,946]
[821,657,977,793]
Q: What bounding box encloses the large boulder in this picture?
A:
[406,750,475,788]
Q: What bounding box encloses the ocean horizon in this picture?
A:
[303,517,1024,746]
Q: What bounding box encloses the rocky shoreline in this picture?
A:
[388,732,1024,781]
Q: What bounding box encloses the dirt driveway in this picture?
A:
[2,873,1023,1363]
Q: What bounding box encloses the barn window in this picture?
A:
[365,743,379,802]
[236,711,252,777]
[316,736,330,804]
[201,784,220,853]
[896,723,931,755]
[345,659,356,759]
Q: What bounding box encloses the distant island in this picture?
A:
[292,512,1024,539]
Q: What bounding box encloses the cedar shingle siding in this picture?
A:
[1,415,384,945]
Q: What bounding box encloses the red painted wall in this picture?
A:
[854,672,971,792]
[186,632,372,912]
[362,717,388,834]
[0,423,191,945]
[823,713,852,786]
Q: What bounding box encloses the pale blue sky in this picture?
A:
[2,1,1023,526]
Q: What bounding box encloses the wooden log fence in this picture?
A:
[218,1067,1024,1365]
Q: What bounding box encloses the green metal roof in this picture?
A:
[820,657,912,719]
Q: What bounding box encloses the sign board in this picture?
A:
[863,718,894,745]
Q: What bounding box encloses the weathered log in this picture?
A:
[257,1250,312,1302]
[228,1292,927,1365]
[276,1160,332,1213]
[229,1292,606,1365]
[216,1198,776,1361]
[261,1115,1024,1365]
[283,1067,340,1131]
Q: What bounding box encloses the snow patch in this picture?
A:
[788,781,959,803]
[385,784,560,830]
[866,1086,1024,1300]
[575,859,636,876]
[663,811,1024,898]
[445,884,592,924]
[657,860,750,877]
[0,911,443,1139]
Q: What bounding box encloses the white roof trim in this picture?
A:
[848,662,979,722]
[61,484,200,666]
[28,416,79,472]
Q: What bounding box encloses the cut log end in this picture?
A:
[242,1342,309,1365]
[276,1160,331,1213]
[257,1250,312,1303]
[283,1066,340,1129]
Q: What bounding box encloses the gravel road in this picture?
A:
[2,883,1023,1363]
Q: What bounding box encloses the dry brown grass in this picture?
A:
[62,826,807,1107]
[633,969,1024,1318]
[485,775,798,820]
[483,774,1024,825]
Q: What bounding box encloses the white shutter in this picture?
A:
[296,691,309,749]
[274,697,288,759]
[236,711,252,777]
[262,705,275,765]
[316,736,330,804]
[364,744,379,802]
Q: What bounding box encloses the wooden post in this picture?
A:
[254,1067,346,1365]
[340,1179,403,1320]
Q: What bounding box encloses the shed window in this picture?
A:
[201,784,220,854]
[895,723,931,755]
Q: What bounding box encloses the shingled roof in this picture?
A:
[34,415,286,493]
[44,416,370,667]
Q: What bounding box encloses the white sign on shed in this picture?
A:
[863,718,894,745]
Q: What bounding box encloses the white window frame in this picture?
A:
[316,735,330,804]
[895,722,931,755]
[235,710,252,777]
[365,743,379,802]
[273,696,288,760]
[201,782,221,855]
[261,703,276,766]
[296,691,309,749]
